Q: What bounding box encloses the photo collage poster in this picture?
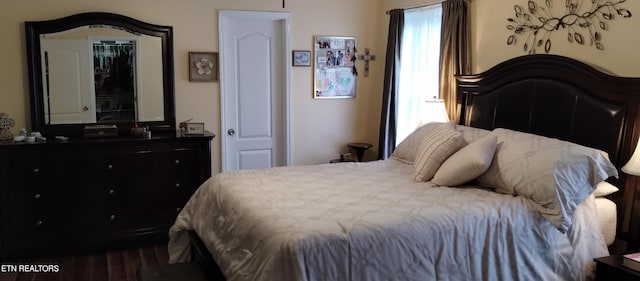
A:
[314,36,356,98]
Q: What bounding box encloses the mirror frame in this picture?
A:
[25,12,176,137]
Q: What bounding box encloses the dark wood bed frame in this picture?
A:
[188,54,640,279]
[456,54,640,251]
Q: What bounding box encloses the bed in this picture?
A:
[168,54,640,281]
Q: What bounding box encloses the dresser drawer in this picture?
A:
[3,148,68,239]
[5,202,64,238]
[0,132,213,259]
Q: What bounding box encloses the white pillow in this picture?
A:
[392,122,455,164]
[455,124,491,143]
[412,126,464,182]
[594,181,619,197]
[432,135,498,186]
[476,128,618,233]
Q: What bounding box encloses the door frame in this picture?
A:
[218,10,292,171]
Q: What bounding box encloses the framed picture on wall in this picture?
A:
[292,50,311,66]
[313,36,357,99]
[189,52,218,82]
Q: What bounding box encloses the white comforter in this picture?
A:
[168,159,608,281]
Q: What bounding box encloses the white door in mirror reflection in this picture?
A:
[41,39,95,124]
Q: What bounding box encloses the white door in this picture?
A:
[219,11,291,171]
[40,39,95,124]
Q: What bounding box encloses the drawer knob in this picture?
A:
[176,207,181,212]
[33,168,40,174]
[34,193,41,199]
[175,183,181,188]
[174,160,180,165]
[35,220,43,226]
[108,189,115,195]
[107,164,113,170]
[109,214,116,221]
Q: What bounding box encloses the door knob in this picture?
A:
[228,128,235,136]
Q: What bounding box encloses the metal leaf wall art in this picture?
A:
[506,0,632,53]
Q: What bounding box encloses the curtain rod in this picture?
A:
[385,0,446,15]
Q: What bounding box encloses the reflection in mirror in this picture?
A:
[40,25,164,124]
[26,12,175,137]
[93,39,137,123]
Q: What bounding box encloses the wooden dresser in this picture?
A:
[0,131,214,259]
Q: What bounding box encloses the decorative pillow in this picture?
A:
[432,135,498,186]
[455,124,491,144]
[392,121,455,164]
[476,128,618,233]
[594,181,619,197]
[411,126,465,182]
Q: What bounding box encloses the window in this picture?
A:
[395,5,442,146]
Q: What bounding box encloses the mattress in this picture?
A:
[168,159,609,281]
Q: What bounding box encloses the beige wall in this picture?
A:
[384,0,640,76]
[5,0,639,173]
[1,0,387,173]
[472,0,640,76]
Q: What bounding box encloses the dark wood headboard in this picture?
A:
[456,54,640,250]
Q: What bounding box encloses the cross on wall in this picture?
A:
[357,48,376,77]
[0,113,15,130]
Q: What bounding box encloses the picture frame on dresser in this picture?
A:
[185,122,205,135]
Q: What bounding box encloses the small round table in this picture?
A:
[329,154,356,163]
[347,142,373,162]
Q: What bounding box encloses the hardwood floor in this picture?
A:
[0,244,168,281]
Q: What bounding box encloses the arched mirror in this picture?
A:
[25,12,175,136]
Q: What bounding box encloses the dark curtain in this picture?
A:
[439,0,471,122]
[378,9,404,160]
